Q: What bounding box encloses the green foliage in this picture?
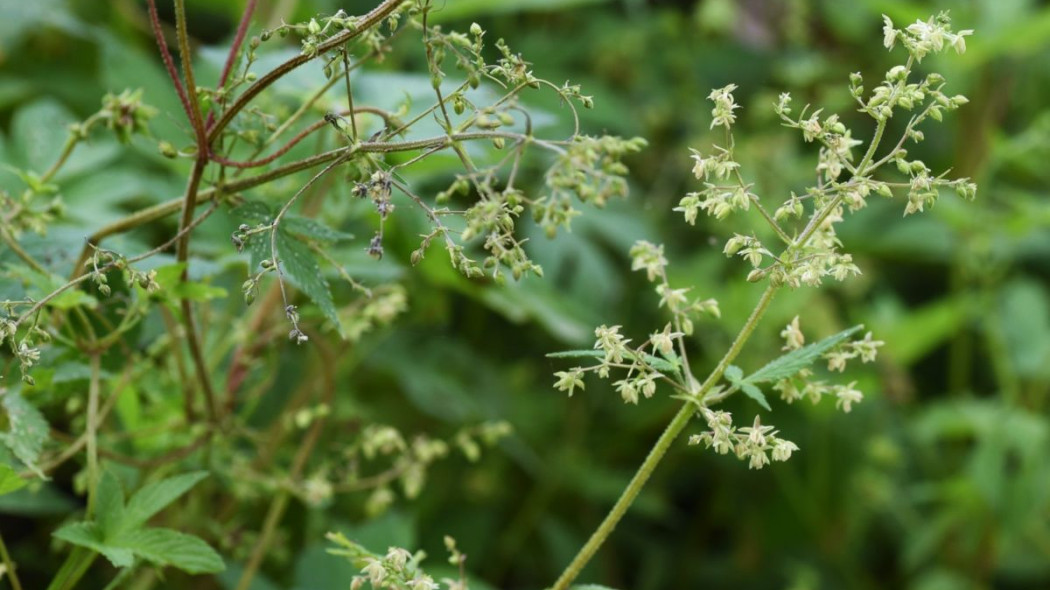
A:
[54,471,222,573]
[2,1,1048,590]
[1,389,50,477]
[743,325,863,384]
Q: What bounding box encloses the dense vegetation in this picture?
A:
[1,1,1048,590]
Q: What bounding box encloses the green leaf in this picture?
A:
[745,325,863,384]
[124,471,209,530]
[54,521,135,568]
[4,265,97,310]
[10,98,75,173]
[723,365,744,383]
[116,527,225,574]
[0,464,27,496]
[277,229,340,329]
[95,471,126,537]
[232,201,342,328]
[284,216,354,243]
[740,382,771,411]
[0,389,50,478]
[546,349,680,374]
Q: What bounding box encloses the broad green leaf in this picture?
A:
[546,349,680,374]
[4,265,97,310]
[745,325,863,384]
[233,201,342,327]
[277,229,341,329]
[0,464,27,496]
[124,471,209,530]
[54,521,135,568]
[11,98,76,173]
[0,0,85,54]
[95,471,126,537]
[116,527,225,574]
[284,216,354,243]
[0,389,50,478]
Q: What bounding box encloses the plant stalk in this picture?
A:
[551,284,779,590]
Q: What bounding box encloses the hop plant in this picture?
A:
[549,13,975,590]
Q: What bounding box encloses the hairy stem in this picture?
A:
[207,0,404,144]
[551,284,779,590]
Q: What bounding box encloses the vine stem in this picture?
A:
[550,284,779,590]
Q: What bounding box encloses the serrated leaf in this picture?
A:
[233,201,342,328]
[0,464,27,495]
[0,390,50,478]
[740,382,771,411]
[233,201,275,270]
[277,229,340,329]
[745,325,863,384]
[116,527,225,574]
[124,471,208,530]
[546,349,680,374]
[53,521,135,568]
[95,471,126,537]
[284,215,354,243]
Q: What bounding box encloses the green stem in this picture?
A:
[46,548,97,590]
[40,133,79,184]
[550,284,779,590]
[550,403,693,590]
[0,226,47,274]
[0,529,24,590]
[85,353,101,517]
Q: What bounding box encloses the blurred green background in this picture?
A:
[2,0,1049,589]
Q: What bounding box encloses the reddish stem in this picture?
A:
[145,0,194,128]
[207,0,258,131]
[210,107,392,169]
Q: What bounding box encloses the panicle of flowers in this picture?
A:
[689,410,799,470]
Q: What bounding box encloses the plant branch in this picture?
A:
[550,284,779,590]
[207,0,258,130]
[207,0,404,145]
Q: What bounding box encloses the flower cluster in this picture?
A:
[689,410,799,470]
[769,318,884,413]
[550,13,972,479]
[552,325,667,405]
[327,532,471,590]
[883,13,973,60]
